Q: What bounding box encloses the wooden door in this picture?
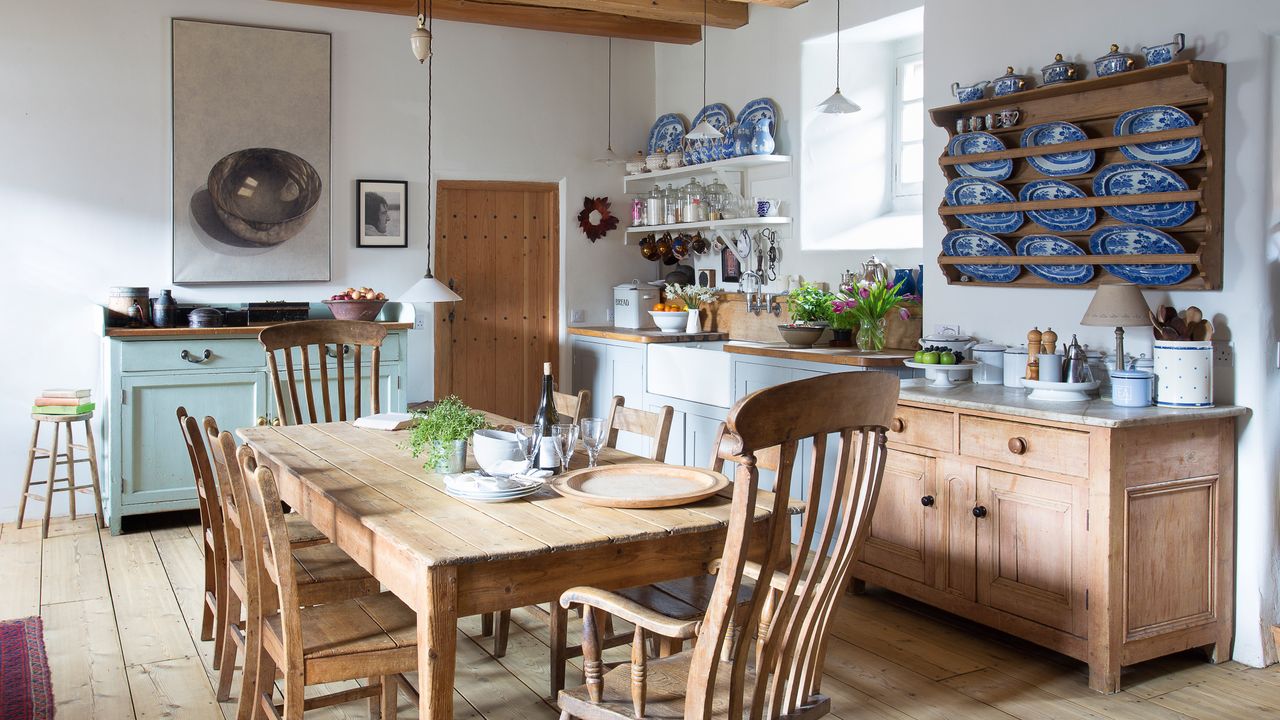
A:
[975,467,1086,635]
[860,448,940,586]
[435,181,559,421]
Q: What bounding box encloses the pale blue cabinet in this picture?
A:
[104,329,408,534]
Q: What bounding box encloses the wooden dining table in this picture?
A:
[237,417,795,719]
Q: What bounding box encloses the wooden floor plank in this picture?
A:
[1148,679,1280,719]
[941,668,1111,720]
[42,598,133,719]
[101,528,200,666]
[828,599,985,680]
[451,628,560,719]
[126,656,223,720]
[40,518,110,605]
[0,522,43,618]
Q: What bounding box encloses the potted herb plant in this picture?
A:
[664,283,721,334]
[407,396,489,473]
[778,282,833,348]
[831,279,917,352]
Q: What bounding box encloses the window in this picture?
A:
[893,53,924,199]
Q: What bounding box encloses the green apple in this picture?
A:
[914,350,926,363]
[921,351,940,364]
[939,352,957,366]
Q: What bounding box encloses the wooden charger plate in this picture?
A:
[550,464,731,509]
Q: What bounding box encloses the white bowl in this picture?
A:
[471,429,524,475]
[650,310,687,333]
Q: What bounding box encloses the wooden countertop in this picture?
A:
[105,322,414,338]
[724,341,915,368]
[568,325,728,343]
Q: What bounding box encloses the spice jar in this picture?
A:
[644,187,663,227]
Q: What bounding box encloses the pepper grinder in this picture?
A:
[1026,327,1042,381]
[1040,327,1058,356]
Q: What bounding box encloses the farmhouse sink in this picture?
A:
[646,341,732,408]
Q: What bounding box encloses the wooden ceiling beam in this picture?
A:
[724,0,806,8]
[482,0,747,29]
[272,0,704,43]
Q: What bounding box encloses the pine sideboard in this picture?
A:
[101,320,411,534]
[853,384,1246,693]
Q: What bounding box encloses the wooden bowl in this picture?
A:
[323,299,386,322]
[551,464,730,508]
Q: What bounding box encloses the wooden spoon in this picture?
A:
[1185,306,1203,327]
[1167,315,1188,340]
[1189,319,1209,341]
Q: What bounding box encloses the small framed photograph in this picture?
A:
[356,179,407,248]
[697,269,717,288]
[720,247,741,283]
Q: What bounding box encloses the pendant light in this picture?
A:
[410,0,432,63]
[817,0,860,114]
[685,0,724,140]
[594,38,624,165]
[402,0,461,304]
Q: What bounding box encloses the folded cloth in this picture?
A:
[444,471,548,494]
[486,459,546,478]
[353,412,416,431]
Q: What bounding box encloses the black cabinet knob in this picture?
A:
[920,495,935,507]
[972,505,988,518]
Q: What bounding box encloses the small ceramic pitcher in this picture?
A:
[951,80,989,103]
[749,118,775,155]
[1142,33,1185,66]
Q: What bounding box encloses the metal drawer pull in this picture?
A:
[181,349,213,364]
[326,344,352,359]
[1007,437,1028,455]
[256,416,268,426]
[890,418,906,433]
[920,495,935,507]
[972,505,988,518]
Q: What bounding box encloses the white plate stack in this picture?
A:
[443,471,548,503]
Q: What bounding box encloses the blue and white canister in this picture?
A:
[1109,369,1153,408]
[1153,340,1213,408]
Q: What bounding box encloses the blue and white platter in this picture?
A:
[942,229,1021,283]
[692,103,732,133]
[1019,179,1096,233]
[947,132,1013,181]
[1093,161,1194,227]
[1088,224,1192,285]
[1114,105,1201,166]
[737,97,779,133]
[944,177,1023,234]
[1020,121,1095,177]
[647,113,687,155]
[1016,234,1095,285]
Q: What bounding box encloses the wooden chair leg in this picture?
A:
[82,419,105,529]
[558,712,571,720]
[41,422,59,539]
[656,637,683,658]
[550,601,568,697]
[64,423,77,522]
[17,420,40,530]
[202,552,218,644]
[380,675,399,718]
[367,676,382,720]
[217,593,242,702]
[494,609,511,658]
[481,612,494,637]
[284,670,305,720]
[254,651,278,720]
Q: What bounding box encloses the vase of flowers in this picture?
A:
[664,283,720,334]
[829,279,917,353]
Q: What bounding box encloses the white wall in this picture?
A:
[0,0,653,519]
[919,0,1280,667]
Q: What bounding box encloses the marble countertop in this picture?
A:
[567,326,728,343]
[723,341,915,368]
[899,380,1248,428]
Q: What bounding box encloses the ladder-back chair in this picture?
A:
[557,371,900,720]
[258,320,388,425]
[604,396,674,462]
[554,389,592,424]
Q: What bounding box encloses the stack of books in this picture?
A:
[33,389,95,415]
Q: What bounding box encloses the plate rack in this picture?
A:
[928,60,1225,289]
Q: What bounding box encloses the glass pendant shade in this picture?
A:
[594,148,625,165]
[410,15,432,63]
[817,89,860,114]
[686,119,724,140]
[401,273,461,303]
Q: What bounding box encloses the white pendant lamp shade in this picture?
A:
[817,89,860,114]
[594,148,625,165]
[401,274,461,303]
[686,119,725,140]
[410,15,432,63]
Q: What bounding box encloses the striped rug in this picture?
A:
[0,617,53,720]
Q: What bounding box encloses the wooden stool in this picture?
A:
[18,412,104,538]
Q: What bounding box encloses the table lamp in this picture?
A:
[1080,283,1150,371]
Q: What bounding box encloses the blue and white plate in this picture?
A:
[1019,179,1096,233]
[738,97,778,129]
[947,132,1013,181]
[647,113,687,154]
[944,177,1023,234]
[1093,161,1194,227]
[1089,224,1192,285]
[1020,121,1095,177]
[1016,234,1095,285]
[942,229,1021,283]
[692,103,732,134]
[690,103,734,162]
[1114,105,1201,166]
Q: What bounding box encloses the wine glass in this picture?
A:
[579,417,608,468]
[513,425,540,473]
[551,423,579,471]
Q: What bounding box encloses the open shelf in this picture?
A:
[624,216,791,235]
[622,154,791,192]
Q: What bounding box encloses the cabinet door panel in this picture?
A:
[860,449,939,585]
[608,344,647,456]
[121,372,268,506]
[684,411,724,471]
[649,405,685,465]
[571,340,606,418]
[943,464,977,600]
[976,467,1082,634]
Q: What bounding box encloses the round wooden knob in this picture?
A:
[271,417,282,427]
[1008,437,1028,455]
[890,418,906,433]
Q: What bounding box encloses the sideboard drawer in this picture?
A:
[960,416,1089,478]
[888,405,953,453]
[121,339,265,372]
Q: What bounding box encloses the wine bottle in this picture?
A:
[532,362,560,471]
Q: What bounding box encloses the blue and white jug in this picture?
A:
[749,117,775,156]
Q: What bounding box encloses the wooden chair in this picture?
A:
[258,320,388,425]
[204,419,380,717]
[556,371,900,720]
[486,397,675,662]
[554,389,592,424]
[240,452,418,720]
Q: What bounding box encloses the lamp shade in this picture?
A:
[685,119,724,140]
[1080,283,1150,327]
[400,274,461,303]
[817,89,860,114]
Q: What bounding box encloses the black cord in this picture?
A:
[607,38,613,152]
[425,0,435,278]
[835,0,841,91]
[702,0,708,106]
